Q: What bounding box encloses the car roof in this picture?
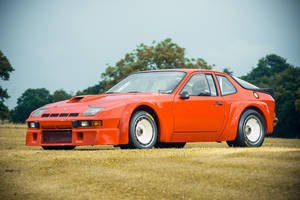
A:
[139,69,227,75]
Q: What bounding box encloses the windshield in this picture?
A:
[232,76,259,90]
[107,71,186,94]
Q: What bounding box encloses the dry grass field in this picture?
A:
[0,124,299,200]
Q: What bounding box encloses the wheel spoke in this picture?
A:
[135,117,154,145]
[244,116,262,143]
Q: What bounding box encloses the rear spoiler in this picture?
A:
[253,88,274,96]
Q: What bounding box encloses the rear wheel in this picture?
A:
[118,144,131,149]
[42,146,75,150]
[227,109,265,147]
[129,111,158,149]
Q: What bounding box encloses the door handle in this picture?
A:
[213,101,223,106]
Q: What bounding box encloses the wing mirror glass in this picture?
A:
[180,91,190,99]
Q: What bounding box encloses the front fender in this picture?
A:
[118,100,174,144]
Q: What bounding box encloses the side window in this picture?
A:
[205,74,217,96]
[216,75,237,95]
[181,74,211,96]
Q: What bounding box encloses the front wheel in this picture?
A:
[227,109,265,147]
[129,111,158,149]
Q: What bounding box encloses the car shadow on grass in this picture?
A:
[73,148,116,151]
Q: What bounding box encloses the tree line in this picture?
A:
[0,39,299,138]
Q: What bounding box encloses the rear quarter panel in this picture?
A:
[218,76,276,141]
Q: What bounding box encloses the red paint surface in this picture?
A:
[26,69,276,147]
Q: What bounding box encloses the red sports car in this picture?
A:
[26,69,277,150]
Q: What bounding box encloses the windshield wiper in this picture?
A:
[106,91,118,94]
[158,90,171,94]
[127,91,140,93]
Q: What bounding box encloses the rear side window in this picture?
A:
[232,76,259,90]
[216,75,237,96]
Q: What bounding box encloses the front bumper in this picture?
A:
[26,128,121,146]
[26,119,122,146]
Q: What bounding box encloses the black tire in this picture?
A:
[42,146,76,150]
[155,142,186,148]
[118,144,132,149]
[129,110,158,149]
[227,109,265,147]
[226,140,236,147]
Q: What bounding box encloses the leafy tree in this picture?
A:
[77,39,213,95]
[0,50,14,120]
[0,102,10,120]
[0,51,14,80]
[76,82,107,96]
[11,88,52,123]
[223,68,234,75]
[51,89,71,102]
[242,54,300,138]
[296,89,300,113]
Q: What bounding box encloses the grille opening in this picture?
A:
[41,113,79,118]
[69,113,79,117]
[59,113,69,117]
[42,130,72,144]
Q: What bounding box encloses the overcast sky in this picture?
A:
[1,0,299,109]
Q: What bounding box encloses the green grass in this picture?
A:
[0,125,299,200]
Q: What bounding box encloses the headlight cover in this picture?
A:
[32,107,48,117]
[28,121,40,128]
[83,106,104,116]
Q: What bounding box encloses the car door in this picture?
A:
[174,73,225,135]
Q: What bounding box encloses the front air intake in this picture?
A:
[42,130,72,144]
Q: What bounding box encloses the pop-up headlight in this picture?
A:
[32,108,48,117]
[83,106,104,116]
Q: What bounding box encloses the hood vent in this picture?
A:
[42,113,79,118]
[67,95,104,103]
[67,96,84,103]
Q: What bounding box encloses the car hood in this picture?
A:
[28,93,162,119]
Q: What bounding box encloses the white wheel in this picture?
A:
[135,117,154,145]
[243,115,262,143]
[129,110,158,149]
[227,109,265,147]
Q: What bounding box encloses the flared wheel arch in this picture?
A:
[130,105,160,140]
[227,106,267,145]
[241,106,267,132]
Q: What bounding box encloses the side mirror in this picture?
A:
[180,91,190,99]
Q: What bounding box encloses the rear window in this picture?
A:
[232,77,259,90]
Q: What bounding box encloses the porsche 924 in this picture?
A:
[26,69,277,150]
